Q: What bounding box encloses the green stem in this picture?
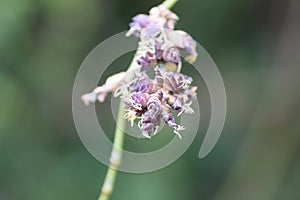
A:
[97,0,178,199]
[98,101,125,200]
[163,0,179,9]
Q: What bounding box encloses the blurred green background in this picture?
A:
[1,0,300,199]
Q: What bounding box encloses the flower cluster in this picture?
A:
[127,4,198,72]
[82,3,198,139]
[116,67,197,138]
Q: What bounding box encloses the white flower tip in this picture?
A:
[126,28,134,37]
[142,133,151,139]
[81,93,96,106]
[174,130,182,139]
[97,94,106,103]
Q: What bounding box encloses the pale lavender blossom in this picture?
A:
[126,5,179,38]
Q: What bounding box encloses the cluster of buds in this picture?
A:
[82,3,198,139]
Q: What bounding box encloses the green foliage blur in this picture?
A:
[0,0,299,200]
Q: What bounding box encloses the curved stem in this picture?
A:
[98,101,125,200]
[97,0,178,199]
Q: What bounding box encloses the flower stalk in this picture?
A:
[98,101,125,200]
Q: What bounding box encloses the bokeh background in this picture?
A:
[1,0,300,199]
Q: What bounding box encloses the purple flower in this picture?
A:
[161,105,185,139]
[166,30,198,63]
[126,4,198,72]
[129,72,154,93]
[119,66,196,138]
[126,5,179,38]
[83,4,198,139]
[149,5,179,29]
[161,45,181,66]
[140,95,162,137]
[126,14,150,37]
[154,67,193,93]
[132,14,150,27]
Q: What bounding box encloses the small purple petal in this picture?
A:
[132,14,150,27]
